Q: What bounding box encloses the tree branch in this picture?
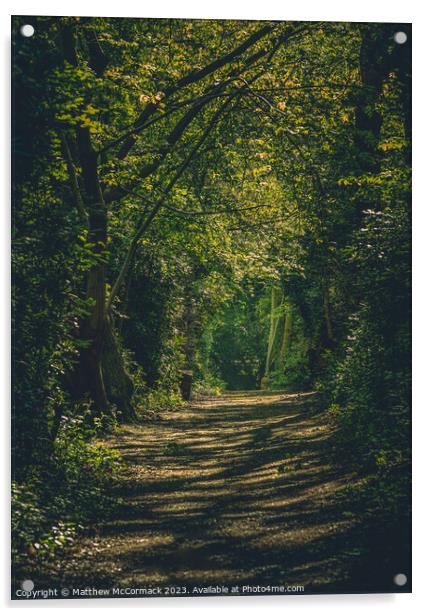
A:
[114,24,276,161]
[162,202,277,217]
[61,134,88,225]
[103,93,214,204]
[106,94,236,310]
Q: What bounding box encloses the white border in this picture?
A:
[1,0,418,21]
[2,1,428,614]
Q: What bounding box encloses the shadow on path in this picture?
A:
[40,391,400,594]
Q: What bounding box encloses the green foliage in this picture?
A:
[322,201,411,534]
[12,408,123,566]
[11,483,45,558]
[270,350,312,391]
[193,374,225,398]
[12,17,411,577]
[139,387,185,414]
[53,412,123,497]
[199,290,268,390]
[326,205,411,468]
[131,366,185,415]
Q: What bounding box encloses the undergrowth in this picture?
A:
[12,405,123,572]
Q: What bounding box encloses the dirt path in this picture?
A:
[52,391,367,593]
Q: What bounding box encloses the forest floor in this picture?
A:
[35,391,399,594]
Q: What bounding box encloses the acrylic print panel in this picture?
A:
[11,15,411,599]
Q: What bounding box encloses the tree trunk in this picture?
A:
[76,128,110,414]
[354,24,393,219]
[102,318,136,421]
[62,26,135,419]
[262,287,282,386]
[179,371,193,401]
[323,285,335,348]
[277,302,293,370]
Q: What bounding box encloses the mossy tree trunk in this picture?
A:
[62,25,135,420]
[261,287,283,388]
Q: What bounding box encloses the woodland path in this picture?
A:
[49,391,378,594]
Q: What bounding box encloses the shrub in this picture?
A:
[270,348,312,392]
[192,374,225,398]
[138,386,185,415]
[12,406,123,568]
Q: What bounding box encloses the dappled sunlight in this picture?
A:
[50,391,366,591]
[11,15,410,598]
